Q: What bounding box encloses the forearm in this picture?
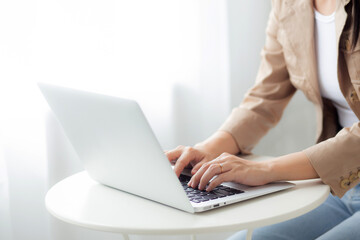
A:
[267,152,319,182]
[194,131,240,159]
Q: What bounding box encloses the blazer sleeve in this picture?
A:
[219,2,296,154]
[303,122,360,198]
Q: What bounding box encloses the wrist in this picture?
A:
[255,160,277,184]
[263,152,319,183]
[195,131,240,157]
[193,142,219,160]
[265,159,281,183]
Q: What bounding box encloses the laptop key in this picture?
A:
[203,195,218,200]
[230,189,244,194]
[192,197,204,201]
[180,175,245,203]
[213,189,231,196]
[214,193,227,198]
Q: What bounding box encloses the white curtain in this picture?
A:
[0,1,286,239]
[0,145,13,240]
[0,0,232,239]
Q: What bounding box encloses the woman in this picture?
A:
[166,0,360,239]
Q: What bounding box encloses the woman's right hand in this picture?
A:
[165,145,216,177]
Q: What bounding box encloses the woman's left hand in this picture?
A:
[188,152,273,191]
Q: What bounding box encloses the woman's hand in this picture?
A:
[188,151,319,191]
[165,145,217,177]
[188,152,272,191]
[165,131,241,177]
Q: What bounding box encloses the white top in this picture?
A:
[45,156,330,235]
[314,10,358,128]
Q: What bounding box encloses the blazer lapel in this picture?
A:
[280,0,350,106]
[280,0,322,104]
[335,0,349,47]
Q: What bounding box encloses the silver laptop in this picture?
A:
[39,83,294,213]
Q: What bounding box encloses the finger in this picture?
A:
[188,155,222,182]
[188,162,211,188]
[173,148,195,177]
[191,154,231,188]
[191,160,206,175]
[199,162,231,190]
[191,152,231,175]
[198,163,230,190]
[206,173,233,192]
[165,145,184,162]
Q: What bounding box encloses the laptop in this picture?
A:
[39,83,295,213]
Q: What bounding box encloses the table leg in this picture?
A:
[122,234,130,240]
[190,234,197,240]
[246,229,253,240]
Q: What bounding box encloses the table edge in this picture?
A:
[45,172,330,235]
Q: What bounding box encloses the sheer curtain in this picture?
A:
[0,145,12,240]
[0,0,233,239]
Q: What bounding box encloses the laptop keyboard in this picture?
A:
[179,174,244,203]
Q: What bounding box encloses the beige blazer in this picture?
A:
[220,0,360,198]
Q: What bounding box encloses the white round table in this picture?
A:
[45,169,329,240]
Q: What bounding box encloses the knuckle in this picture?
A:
[185,146,195,154]
[209,164,218,171]
[223,155,232,161]
[203,162,210,168]
[223,156,230,161]
[225,153,232,158]
[177,145,185,150]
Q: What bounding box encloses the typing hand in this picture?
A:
[188,152,272,191]
[165,145,215,177]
